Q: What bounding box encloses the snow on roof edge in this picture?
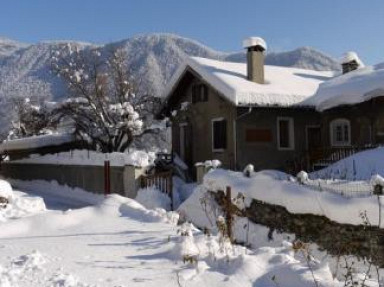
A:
[0,133,76,153]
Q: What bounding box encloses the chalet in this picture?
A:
[162,37,334,175]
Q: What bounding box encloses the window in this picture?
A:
[212,118,227,151]
[277,117,294,150]
[245,129,272,143]
[192,84,208,103]
[330,119,351,146]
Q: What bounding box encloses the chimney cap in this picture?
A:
[243,37,267,51]
[340,51,365,67]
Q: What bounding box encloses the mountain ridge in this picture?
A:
[0,33,340,137]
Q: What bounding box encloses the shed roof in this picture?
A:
[309,62,384,111]
[0,133,76,153]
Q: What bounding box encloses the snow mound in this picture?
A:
[135,186,171,211]
[12,250,47,271]
[371,174,384,187]
[0,180,13,200]
[0,181,46,222]
[311,147,384,180]
[49,273,82,287]
[0,192,46,222]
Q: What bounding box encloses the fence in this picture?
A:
[140,171,173,209]
[302,179,374,198]
[0,162,145,199]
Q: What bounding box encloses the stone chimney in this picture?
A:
[341,51,364,74]
[243,37,267,84]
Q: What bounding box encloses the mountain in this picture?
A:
[0,33,339,138]
[0,37,28,58]
[226,46,340,71]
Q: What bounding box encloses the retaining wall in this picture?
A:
[213,190,384,267]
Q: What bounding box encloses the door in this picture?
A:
[306,126,321,151]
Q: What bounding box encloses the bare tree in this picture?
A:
[51,44,161,152]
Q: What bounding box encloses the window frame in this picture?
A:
[330,118,351,147]
[191,83,208,103]
[211,117,227,153]
[276,117,295,151]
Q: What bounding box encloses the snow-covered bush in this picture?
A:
[173,222,199,264]
[203,160,222,170]
[297,170,309,184]
[370,174,384,195]
[0,180,13,206]
[243,164,254,178]
[216,216,233,260]
[370,174,384,187]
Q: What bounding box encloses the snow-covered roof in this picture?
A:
[309,62,384,111]
[164,57,334,107]
[0,133,76,153]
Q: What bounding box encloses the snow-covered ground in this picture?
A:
[0,178,345,287]
[311,147,384,181]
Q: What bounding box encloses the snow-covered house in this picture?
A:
[162,37,333,174]
[308,53,384,162]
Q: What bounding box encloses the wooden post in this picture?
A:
[225,186,233,243]
[104,160,111,196]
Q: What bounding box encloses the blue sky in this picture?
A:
[1,0,383,64]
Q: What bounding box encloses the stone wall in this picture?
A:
[213,190,384,267]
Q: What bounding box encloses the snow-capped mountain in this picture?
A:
[0,37,28,58]
[0,33,339,138]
